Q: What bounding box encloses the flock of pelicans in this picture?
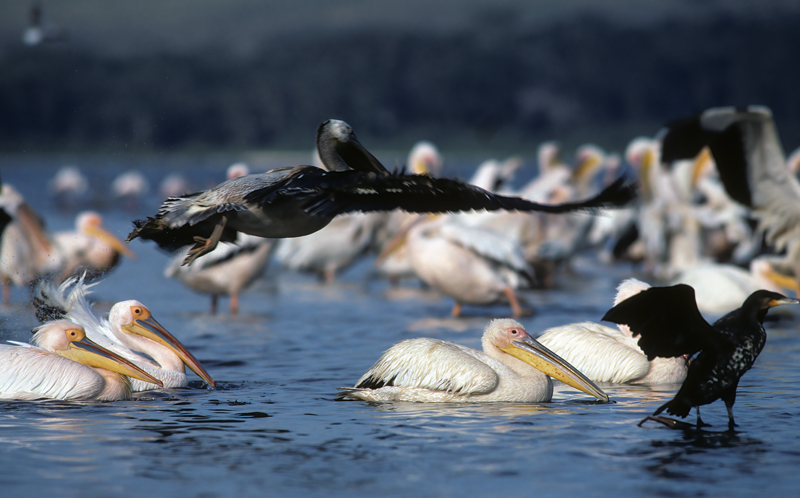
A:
[2,105,800,432]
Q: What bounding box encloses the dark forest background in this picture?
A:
[2,2,800,153]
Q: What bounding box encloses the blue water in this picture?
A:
[1,157,800,497]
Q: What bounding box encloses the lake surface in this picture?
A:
[1,156,800,497]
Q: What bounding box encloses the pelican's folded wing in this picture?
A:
[354,338,499,395]
[0,345,102,400]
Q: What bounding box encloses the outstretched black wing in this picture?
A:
[602,284,719,360]
[247,169,636,218]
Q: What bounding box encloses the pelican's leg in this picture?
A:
[503,287,524,317]
[451,302,462,317]
[2,276,9,305]
[183,216,228,266]
[230,293,239,316]
[324,267,336,285]
[210,295,218,315]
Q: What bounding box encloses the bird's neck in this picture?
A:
[118,334,186,373]
[94,369,133,401]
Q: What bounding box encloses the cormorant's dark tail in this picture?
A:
[653,397,692,418]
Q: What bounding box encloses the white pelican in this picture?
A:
[0,183,62,302]
[275,212,382,283]
[111,170,149,210]
[165,233,274,314]
[159,173,192,198]
[1,320,162,401]
[38,278,216,390]
[537,278,688,384]
[49,165,89,205]
[373,141,444,282]
[22,2,68,46]
[660,106,800,284]
[52,211,136,281]
[128,119,635,265]
[337,318,608,403]
[468,157,522,192]
[165,162,274,314]
[407,141,443,177]
[384,214,536,317]
[670,258,798,315]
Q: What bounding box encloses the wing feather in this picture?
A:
[0,345,102,400]
[537,322,651,383]
[354,338,499,396]
[602,284,719,359]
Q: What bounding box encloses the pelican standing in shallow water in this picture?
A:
[165,163,275,315]
[380,214,536,317]
[0,320,163,401]
[37,278,216,390]
[337,319,608,403]
[127,119,636,265]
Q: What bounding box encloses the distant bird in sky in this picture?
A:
[23,2,68,46]
[128,119,636,265]
[603,283,798,430]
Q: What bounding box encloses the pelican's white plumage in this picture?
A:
[165,163,274,314]
[0,320,162,401]
[52,211,135,280]
[39,278,215,390]
[338,318,608,403]
[660,106,800,281]
[166,233,274,314]
[537,278,688,384]
[396,215,535,316]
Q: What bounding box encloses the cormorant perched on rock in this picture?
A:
[127,119,636,265]
[603,284,798,430]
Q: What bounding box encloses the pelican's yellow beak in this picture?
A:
[760,266,800,294]
[120,311,216,387]
[84,224,137,259]
[572,153,602,184]
[59,331,163,387]
[690,147,712,189]
[500,336,609,402]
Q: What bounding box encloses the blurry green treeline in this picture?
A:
[2,14,800,152]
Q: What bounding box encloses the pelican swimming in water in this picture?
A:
[337,318,608,403]
[127,119,636,265]
[380,214,536,317]
[537,278,688,384]
[37,277,216,390]
[0,320,163,401]
[53,211,136,281]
